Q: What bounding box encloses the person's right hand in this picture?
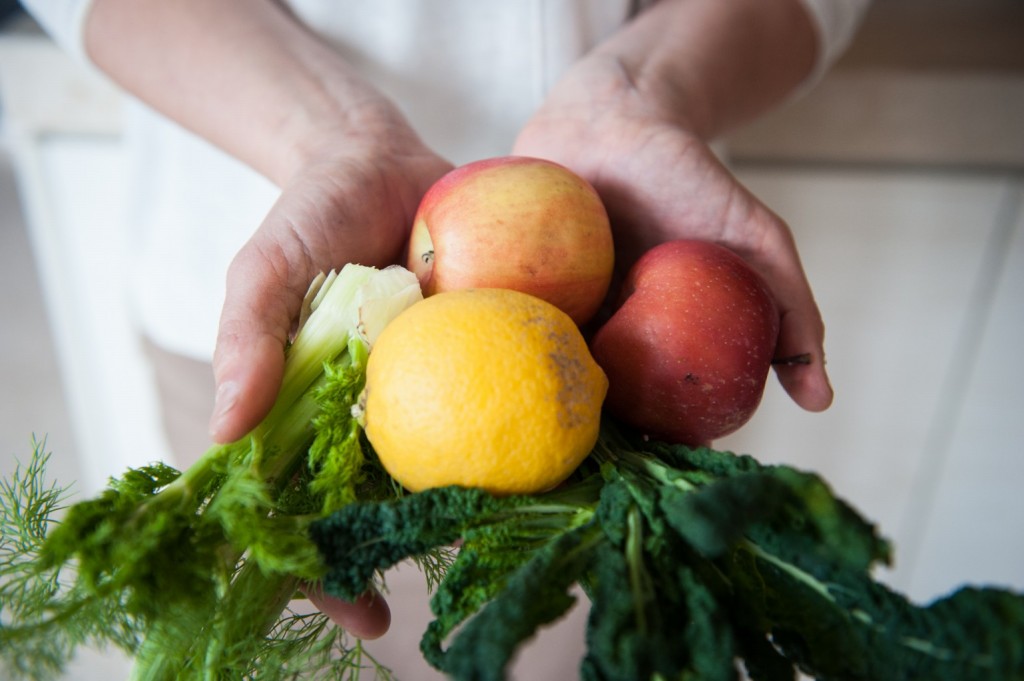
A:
[207,124,450,640]
[81,0,454,448]
[208,128,452,446]
[81,0,454,643]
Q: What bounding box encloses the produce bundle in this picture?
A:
[3,157,1023,680]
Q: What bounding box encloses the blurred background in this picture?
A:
[2,0,1022,678]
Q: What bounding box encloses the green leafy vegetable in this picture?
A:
[5,263,1024,680]
[311,424,1024,681]
[1,264,423,681]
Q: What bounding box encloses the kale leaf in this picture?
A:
[312,423,1024,681]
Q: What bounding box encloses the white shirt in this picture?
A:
[22,0,870,361]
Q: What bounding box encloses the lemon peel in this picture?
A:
[363,288,607,495]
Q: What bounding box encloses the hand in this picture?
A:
[208,130,452,444]
[302,584,392,640]
[513,57,833,412]
[206,126,450,638]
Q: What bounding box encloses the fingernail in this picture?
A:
[210,380,240,436]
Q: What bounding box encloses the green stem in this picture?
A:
[626,505,652,634]
[162,443,235,501]
[128,362,346,681]
[739,540,834,603]
[165,346,352,508]
[253,387,323,486]
[201,565,300,680]
[639,456,699,493]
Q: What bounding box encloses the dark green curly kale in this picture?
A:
[311,425,1024,681]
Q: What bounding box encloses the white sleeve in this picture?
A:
[19,0,96,62]
[796,0,872,83]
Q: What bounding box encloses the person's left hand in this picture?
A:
[513,57,833,413]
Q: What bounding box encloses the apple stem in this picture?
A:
[771,353,812,366]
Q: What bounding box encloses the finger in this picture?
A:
[302,584,392,640]
[773,302,833,412]
[732,217,833,413]
[209,231,311,443]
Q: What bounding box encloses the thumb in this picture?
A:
[208,240,307,443]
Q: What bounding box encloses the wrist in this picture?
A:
[268,43,426,186]
[515,53,704,177]
[578,0,817,141]
[279,94,422,185]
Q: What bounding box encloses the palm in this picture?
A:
[210,144,452,444]
[515,111,833,413]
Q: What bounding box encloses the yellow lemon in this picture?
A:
[362,288,608,495]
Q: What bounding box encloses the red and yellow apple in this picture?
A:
[406,156,614,325]
[590,240,779,446]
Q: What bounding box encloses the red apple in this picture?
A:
[590,240,779,446]
[406,156,614,325]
